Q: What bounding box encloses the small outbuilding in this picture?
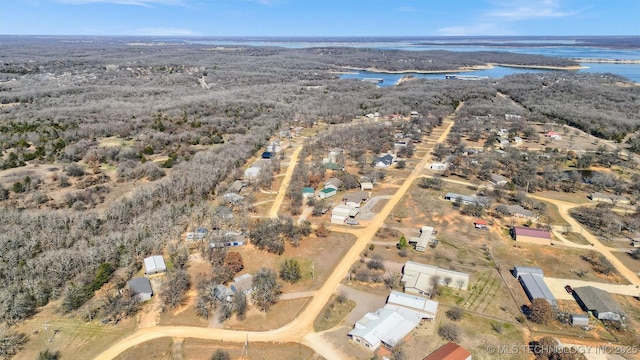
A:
[144,255,167,275]
[473,219,488,229]
[261,151,273,159]
[302,187,315,198]
[570,314,590,327]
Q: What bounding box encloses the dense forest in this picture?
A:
[0,37,638,334]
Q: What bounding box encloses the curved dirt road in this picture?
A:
[95,117,456,360]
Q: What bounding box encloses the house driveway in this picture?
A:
[358,195,393,221]
[337,284,387,325]
[544,277,640,301]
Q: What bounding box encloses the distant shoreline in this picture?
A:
[570,58,640,64]
[341,62,583,75]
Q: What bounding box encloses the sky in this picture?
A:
[0,0,638,37]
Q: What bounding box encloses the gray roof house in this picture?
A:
[324,177,343,190]
[502,204,539,220]
[144,255,167,275]
[490,174,508,186]
[230,273,254,294]
[444,192,488,207]
[573,286,626,322]
[373,154,395,168]
[128,277,153,302]
[343,191,369,208]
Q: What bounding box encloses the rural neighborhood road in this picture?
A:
[269,145,303,218]
[94,115,456,360]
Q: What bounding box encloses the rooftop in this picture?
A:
[573,286,626,316]
[424,342,472,360]
[513,226,551,239]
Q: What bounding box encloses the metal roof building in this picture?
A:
[144,255,167,275]
[515,268,557,307]
[423,342,472,360]
[386,291,438,319]
[348,307,422,351]
[128,277,153,302]
[573,286,626,322]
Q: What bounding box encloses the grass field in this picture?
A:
[313,295,357,332]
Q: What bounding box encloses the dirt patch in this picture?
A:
[562,232,591,245]
[114,337,173,360]
[223,297,310,331]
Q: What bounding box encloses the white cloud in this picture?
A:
[56,0,186,6]
[487,0,580,20]
[397,6,416,12]
[436,23,507,36]
[134,27,198,35]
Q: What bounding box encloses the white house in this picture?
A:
[373,154,395,168]
[144,255,167,275]
[348,307,422,351]
[409,226,436,252]
[331,204,358,224]
[386,291,438,319]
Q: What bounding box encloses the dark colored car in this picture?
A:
[565,285,573,294]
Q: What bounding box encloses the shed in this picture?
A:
[243,166,262,179]
[144,255,167,275]
[228,180,245,194]
[302,187,315,198]
[430,163,449,171]
[360,181,374,191]
[261,151,273,159]
[474,219,488,229]
[324,162,340,170]
[573,286,626,321]
[570,314,590,326]
[490,174,508,186]
[512,226,551,245]
[128,277,153,302]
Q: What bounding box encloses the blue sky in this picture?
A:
[1,0,638,36]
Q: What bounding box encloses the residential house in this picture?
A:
[265,141,281,153]
[570,314,590,327]
[343,191,368,208]
[386,291,438,319]
[512,266,557,307]
[360,177,374,191]
[409,226,436,252]
[505,114,522,120]
[323,148,342,164]
[373,154,395,168]
[331,204,359,224]
[545,131,562,140]
[349,307,421,351]
[128,277,153,302]
[243,165,262,180]
[214,284,234,302]
[228,180,245,194]
[573,286,626,322]
[589,192,631,205]
[230,273,254,295]
[502,204,539,220]
[223,193,244,205]
[402,261,469,297]
[209,231,245,248]
[489,174,508,186]
[318,187,337,199]
[430,163,449,171]
[144,255,167,275]
[512,226,552,246]
[444,192,487,207]
[324,177,343,191]
[324,162,340,171]
[424,342,472,360]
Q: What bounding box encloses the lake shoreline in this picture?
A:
[341,62,584,75]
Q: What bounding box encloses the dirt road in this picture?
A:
[95,115,456,360]
[529,195,640,286]
[269,145,302,218]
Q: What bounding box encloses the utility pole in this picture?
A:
[311,262,315,281]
